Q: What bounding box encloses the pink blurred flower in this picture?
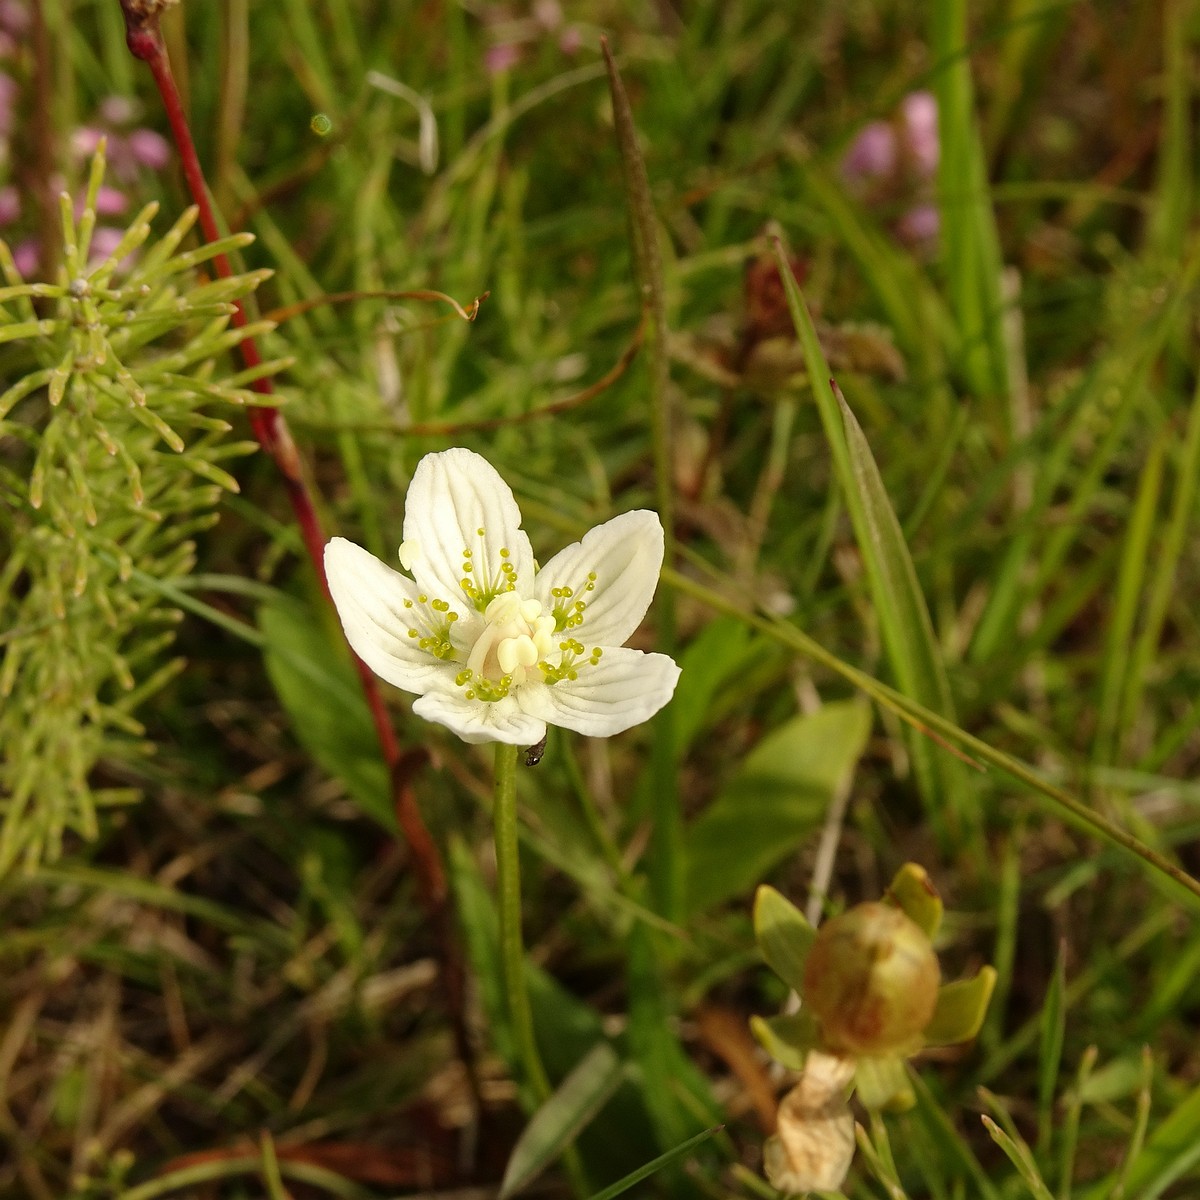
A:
[895,203,939,247]
[841,121,897,187]
[11,238,36,277]
[532,0,561,29]
[127,127,170,170]
[71,100,171,180]
[0,0,29,36]
[485,42,522,74]
[0,3,26,59]
[72,125,106,158]
[98,94,139,126]
[88,225,129,264]
[842,91,940,253]
[900,91,938,178]
[74,186,128,219]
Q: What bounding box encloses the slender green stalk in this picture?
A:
[1126,366,1200,756]
[494,741,551,1105]
[602,38,682,922]
[660,566,1200,910]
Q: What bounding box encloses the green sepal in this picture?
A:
[750,1012,820,1071]
[855,1055,914,1112]
[924,966,997,1047]
[754,885,816,994]
[884,862,943,939]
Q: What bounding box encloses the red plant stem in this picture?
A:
[118,5,455,951]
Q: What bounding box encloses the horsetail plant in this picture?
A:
[0,145,282,871]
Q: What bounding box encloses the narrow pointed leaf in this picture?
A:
[585,1126,722,1200]
[754,885,816,994]
[500,1042,626,1198]
[770,234,969,843]
[981,1116,1056,1200]
[884,862,943,939]
[925,967,997,1047]
[750,1013,818,1071]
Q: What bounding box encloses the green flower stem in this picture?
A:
[493,741,551,1105]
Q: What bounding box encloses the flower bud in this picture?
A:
[802,901,940,1056]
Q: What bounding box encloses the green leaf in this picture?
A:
[770,233,969,845]
[883,862,943,939]
[584,1126,723,1200]
[258,594,392,828]
[671,616,770,754]
[855,1056,913,1112]
[750,1013,818,1071]
[753,885,816,994]
[837,388,968,837]
[686,701,871,916]
[501,1042,626,1198]
[924,967,997,1047]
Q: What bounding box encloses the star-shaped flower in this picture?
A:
[324,448,681,745]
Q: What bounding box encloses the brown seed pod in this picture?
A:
[802,901,940,1056]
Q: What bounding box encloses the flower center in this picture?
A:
[549,571,598,631]
[459,526,520,611]
[405,537,610,704]
[457,593,556,696]
[401,592,460,660]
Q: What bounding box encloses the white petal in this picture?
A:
[324,537,452,696]
[515,647,680,738]
[413,687,547,745]
[535,510,664,649]
[402,448,535,608]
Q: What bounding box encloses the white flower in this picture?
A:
[324,447,681,745]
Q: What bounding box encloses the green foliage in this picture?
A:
[5,3,1200,1198]
[685,701,871,915]
[0,150,274,870]
[259,592,392,828]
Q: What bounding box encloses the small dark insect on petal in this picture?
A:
[524,734,548,767]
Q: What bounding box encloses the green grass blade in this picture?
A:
[1146,0,1191,259]
[585,1126,723,1200]
[1059,1046,1099,1200]
[1126,367,1200,757]
[769,232,969,841]
[931,0,1010,401]
[1036,941,1067,1156]
[1112,1066,1200,1200]
[981,1114,1055,1200]
[909,1069,1002,1200]
[1094,431,1167,766]
[685,701,871,916]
